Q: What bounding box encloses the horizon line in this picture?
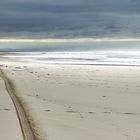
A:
[1,38,140,42]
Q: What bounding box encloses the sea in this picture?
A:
[0,40,140,66]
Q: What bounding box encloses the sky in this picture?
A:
[1,0,140,38]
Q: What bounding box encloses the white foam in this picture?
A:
[3,51,140,66]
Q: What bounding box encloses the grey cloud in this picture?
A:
[0,0,140,38]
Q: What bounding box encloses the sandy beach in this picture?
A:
[0,61,140,140]
[0,67,23,140]
[1,0,140,139]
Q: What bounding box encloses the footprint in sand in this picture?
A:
[124,112,137,115]
[0,108,11,111]
[88,111,95,114]
[44,110,51,112]
[66,110,77,113]
[103,112,111,114]
[102,96,106,98]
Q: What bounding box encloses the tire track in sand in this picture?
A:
[0,69,40,140]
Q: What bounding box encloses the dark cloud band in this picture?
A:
[0,0,140,38]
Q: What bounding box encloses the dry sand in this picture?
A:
[1,61,140,140]
[0,70,23,140]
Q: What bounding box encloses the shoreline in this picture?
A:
[1,60,140,68]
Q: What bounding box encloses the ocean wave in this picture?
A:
[1,51,140,66]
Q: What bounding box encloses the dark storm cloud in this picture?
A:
[1,0,140,38]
